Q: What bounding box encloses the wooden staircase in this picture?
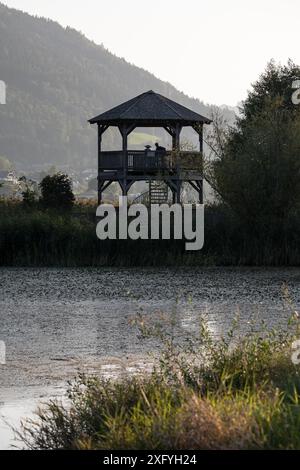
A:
[149,181,169,205]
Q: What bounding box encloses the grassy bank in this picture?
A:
[1,199,300,266]
[19,312,300,450]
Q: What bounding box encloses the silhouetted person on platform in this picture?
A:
[155,142,166,156]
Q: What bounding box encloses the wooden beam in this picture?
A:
[187,180,203,204]
[118,179,134,196]
[175,124,182,150]
[192,123,204,153]
[188,181,200,193]
[199,181,204,204]
[125,123,136,136]
[196,180,203,204]
[199,124,204,154]
[118,125,129,196]
[176,179,182,204]
[97,124,102,206]
[97,124,110,205]
[163,126,176,138]
[98,124,109,135]
[126,180,135,192]
[102,181,113,193]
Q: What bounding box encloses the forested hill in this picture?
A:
[0,2,235,170]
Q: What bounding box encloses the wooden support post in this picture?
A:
[199,126,204,204]
[101,181,113,193]
[97,124,102,206]
[97,124,109,206]
[193,180,203,204]
[173,124,182,178]
[189,180,203,204]
[120,124,136,198]
[171,189,175,204]
[172,135,176,151]
[199,123,204,154]
[119,125,128,197]
[198,180,203,205]
[164,180,177,204]
[175,124,181,150]
[176,179,181,204]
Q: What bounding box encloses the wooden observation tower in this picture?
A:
[89,90,211,205]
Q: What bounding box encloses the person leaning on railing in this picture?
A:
[155,142,166,156]
[155,142,168,169]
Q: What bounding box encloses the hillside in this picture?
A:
[0,3,235,171]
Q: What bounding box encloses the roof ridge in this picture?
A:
[119,91,149,119]
[156,93,184,119]
[157,92,208,120]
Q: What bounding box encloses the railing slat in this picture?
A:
[100,151,202,171]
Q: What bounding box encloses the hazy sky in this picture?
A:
[2,0,300,106]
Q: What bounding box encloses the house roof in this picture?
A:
[89,90,212,126]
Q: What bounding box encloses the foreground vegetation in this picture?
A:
[19,309,300,450]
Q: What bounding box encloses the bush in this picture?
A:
[39,173,75,211]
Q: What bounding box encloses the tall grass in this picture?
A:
[1,199,300,266]
[19,309,300,450]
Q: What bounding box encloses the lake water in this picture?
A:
[1,267,300,449]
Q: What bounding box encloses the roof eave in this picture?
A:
[88,117,212,125]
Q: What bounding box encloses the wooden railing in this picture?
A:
[172,152,203,171]
[127,150,170,170]
[100,151,123,169]
[100,151,202,172]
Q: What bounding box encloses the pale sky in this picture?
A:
[2,0,300,106]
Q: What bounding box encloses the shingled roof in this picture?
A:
[89,90,211,125]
